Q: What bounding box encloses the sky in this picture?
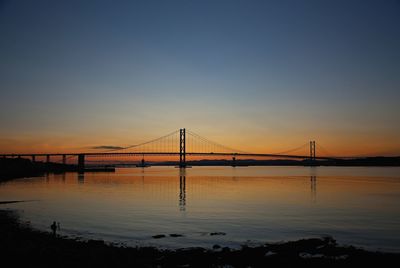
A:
[0,0,399,156]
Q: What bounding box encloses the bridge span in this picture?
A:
[1,128,342,171]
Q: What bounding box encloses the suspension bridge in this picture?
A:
[0,128,349,171]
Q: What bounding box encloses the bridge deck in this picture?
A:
[0,152,343,160]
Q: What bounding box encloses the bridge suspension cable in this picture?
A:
[186,130,248,154]
[315,142,333,157]
[99,130,179,153]
[5,128,393,169]
[271,142,309,155]
[95,128,319,156]
[94,129,249,155]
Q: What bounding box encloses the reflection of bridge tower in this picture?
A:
[78,172,85,184]
[179,169,186,211]
[310,175,317,203]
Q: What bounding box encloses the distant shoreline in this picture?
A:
[1,157,400,182]
[0,158,78,182]
[153,157,400,167]
[87,157,400,168]
[1,209,399,267]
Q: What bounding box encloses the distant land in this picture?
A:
[91,157,400,167]
[0,158,77,182]
[154,157,400,167]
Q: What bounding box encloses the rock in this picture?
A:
[334,255,349,260]
[152,234,166,239]
[264,251,277,257]
[213,244,221,250]
[169,233,184,237]
[299,252,324,259]
[210,232,226,236]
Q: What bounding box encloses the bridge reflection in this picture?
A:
[179,169,186,211]
[78,173,85,184]
[311,175,317,203]
[71,168,317,209]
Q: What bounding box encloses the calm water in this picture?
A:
[1,166,400,252]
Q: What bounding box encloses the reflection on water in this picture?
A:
[78,173,85,184]
[0,166,400,252]
[179,169,186,212]
[311,176,317,203]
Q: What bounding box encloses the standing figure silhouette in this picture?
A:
[51,221,57,236]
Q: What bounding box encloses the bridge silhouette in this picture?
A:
[1,128,350,171]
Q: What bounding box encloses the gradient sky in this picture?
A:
[0,0,399,155]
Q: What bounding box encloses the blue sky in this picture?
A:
[0,0,399,154]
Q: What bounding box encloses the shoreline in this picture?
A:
[1,209,399,267]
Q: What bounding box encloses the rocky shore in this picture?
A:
[1,209,399,267]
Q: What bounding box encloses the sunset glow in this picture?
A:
[0,1,399,157]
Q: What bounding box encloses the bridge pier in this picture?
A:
[78,154,85,172]
[179,128,186,168]
[31,155,36,162]
[46,155,50,163]
[136,157,149,168]
[62,154,66,165]
[232,156,236,167]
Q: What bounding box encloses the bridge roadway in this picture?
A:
[0,152,340,160]
[1,151,350,172]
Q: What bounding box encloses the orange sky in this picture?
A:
[1,126,399,157]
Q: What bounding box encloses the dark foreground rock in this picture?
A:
[1,209,399,267]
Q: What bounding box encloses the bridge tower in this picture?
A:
[309,141,316,161]
[179,128,186,168]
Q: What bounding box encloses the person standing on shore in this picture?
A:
[50,221,57,236]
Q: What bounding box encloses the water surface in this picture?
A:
[1,166,399,252]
